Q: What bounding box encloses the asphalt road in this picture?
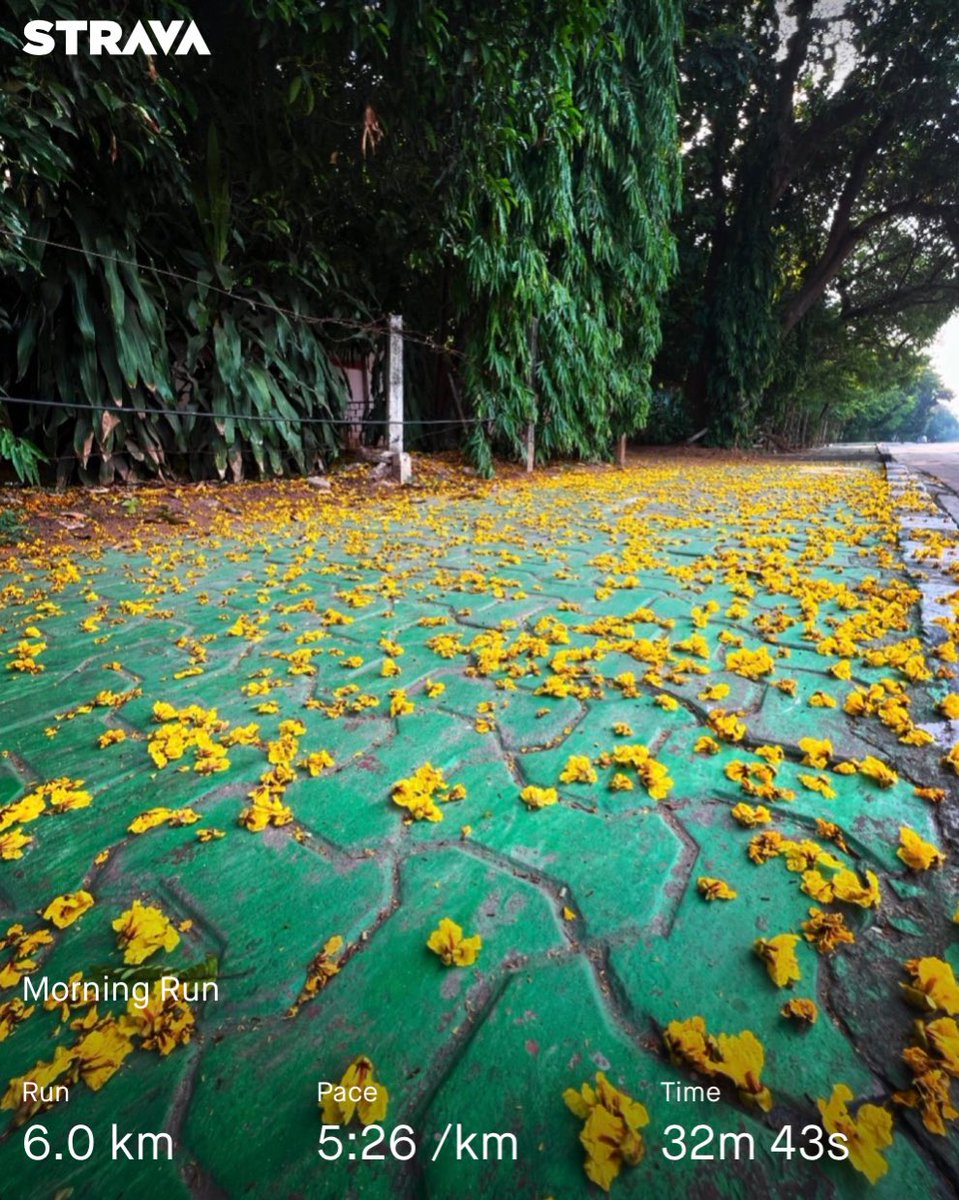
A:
[882,440,959,494]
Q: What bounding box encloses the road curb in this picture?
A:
[884,455,959,753]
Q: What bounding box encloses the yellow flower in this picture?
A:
[781,997,818,1024]
[797,773,837,800]
[693,735,720,755]
[654,693,680,711]
[0,997,34,1042]
[389,689,415,717]
[70,1016,138,1091]
[802,907,855,954]
[897,826,946,871]
[725,646,775,679]
[560,755,598,785]
[609,773,634,792]
[902,957,959,1015]
[424,679,445,698]
[697,876,737,901]
[2,1045,74,1120]
[698,682,730,701]
[808,691,838,707]
[612,722,634,736]
[239,791,293,831]
[925,1017,959,1075]
[707,708,746,742]
[196,828,225,842]
[663,1016,772,1111]
[520,786,559,809]
[815,817,849,852]
[937,694,959,719]
[894,1064,957,1136]
[289,935,344,1016]
[427,917,482,967]
[731,802,772,827]
[817,1084,893,1185]
[391,763,462,822]
[563,1072,649,1192]
[111,901,180,965]
[41,891,94,929]
[0,829,33,860]
[754,934,801,987]
[381,658,401,677]
[748,829,786,863]
[800,869,835,903]
[639,757,674,800]
[831,868,881,909]
[859,755,898,788]
[128,807,201,834]
[97,729,128,748]
[301,750,335,776]
[221,722,261,747]
[798,737,832,768]
[127,982,196,1055]
[319,1055,388,1126]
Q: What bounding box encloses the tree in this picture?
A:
[0,0,683,481]
[659,0,959,443]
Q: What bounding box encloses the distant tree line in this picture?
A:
[0,0,956,483]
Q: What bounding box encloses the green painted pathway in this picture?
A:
[0,458,956,1198]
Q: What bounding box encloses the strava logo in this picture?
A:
[22,19,211,56]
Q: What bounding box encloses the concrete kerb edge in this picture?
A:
[882,452,959,749]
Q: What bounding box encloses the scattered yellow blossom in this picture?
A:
[319,1056,388,1126]
[697,877,737,901]
[898,826,946,871]
[520,786,559,809]
[798,737,832,768]
[781,997,818,1025]
[41,891,94,929]
[560,755,598,785]
[391,763,463,822]
[859,756,898,788]
[111,901,180,965]
[563,1072,649,1192]
[127,982,195,1055]
[754,934,801,987]
[817,1084,893,1185]
[128,807,202,834]
[663,1016,772,1111]
[901,957,959,1015]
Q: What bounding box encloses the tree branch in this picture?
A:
[780,115,894,334]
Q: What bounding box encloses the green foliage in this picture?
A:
[660,0,959,445]
[637,391,693,445]
[0,506,24,541]
[759,303,955,446]
[429,1,683,470]
[0,0,682,478]
[926,404,959,443]
[0,426,45,486]
[1,0,356,482]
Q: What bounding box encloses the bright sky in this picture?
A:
[932,313,959,403]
